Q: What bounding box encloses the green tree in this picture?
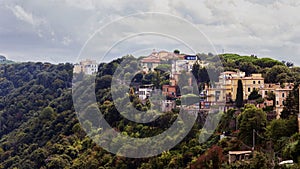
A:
[266,119,287,141]
[236,79,244,108]
[238,104,267,145]
[174,49,180,54]
[40,106,56,120]
[248,89,262,100]
[240,62,258,76]
[281,91,298,119]
[265,65,292,83]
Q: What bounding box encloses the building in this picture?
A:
[73,63,83,73]
[171,55,198,73]
[73,59,98,75]
[228,151,252,164]
[152,50,185,60]
[161,100,176,112]
[140,55,161,73]
[138,84,154,100]
[162,85,177,98]
[200,71,268,111]
[84,64,98,75]
[205,85,226,103]
[217,71,264,101]
[261,83,294,118]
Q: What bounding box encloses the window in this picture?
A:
[265,91,268,95]
[248,87,251,92]
[258,81,261,84]
[276,101,279,105]
[282,93,285,97]
[253,81,256,84]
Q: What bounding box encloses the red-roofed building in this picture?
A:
[140,55,161,73]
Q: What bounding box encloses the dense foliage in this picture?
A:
[0,53,300,168]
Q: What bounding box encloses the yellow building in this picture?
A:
[203,71,296,119]
[261,83,294,118]
[218,71,264,101]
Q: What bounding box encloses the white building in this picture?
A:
[73,59,98,75]
[84,63,98,75]
[138,84,154,100]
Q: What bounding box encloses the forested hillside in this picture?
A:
[0,54,300,168]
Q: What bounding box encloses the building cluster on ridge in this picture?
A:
[73,50,299,123]
[203,71,294,119]
[137,50,298,120]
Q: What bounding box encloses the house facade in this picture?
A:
[138,84,154,100]
[73,59,98,75]
[217,71,264,101]
[162,85,177,98]
[140,55,161,73]
[261,83,294,118]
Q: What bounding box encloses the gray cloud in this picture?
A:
[0,0,299,65]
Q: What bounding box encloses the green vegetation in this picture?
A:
[236,79,244,108]
[0,53,299,168]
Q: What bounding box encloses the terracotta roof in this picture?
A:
[141,55,161,63]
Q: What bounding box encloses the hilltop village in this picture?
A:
[74,49,300,126]
[73,50,297,121]
[72,50,300,166]
[0,52,299,168]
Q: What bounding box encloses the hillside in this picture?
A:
[0,54,299,168]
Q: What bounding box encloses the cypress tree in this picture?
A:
[236,79,244,108]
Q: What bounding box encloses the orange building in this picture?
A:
[162,85,177,98]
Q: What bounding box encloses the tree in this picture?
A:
[154,64,171,73]
[286,62,294,67]
[238,104,267,145]
[132,72,143,83]
[174,49,180,54]
[236,79,244,108]
[283,134,300,163]
[40,107,56,120]
[266,119,288,141]
[191,145,225,169]
[281,91,298,119]
[265,65,292,83]
[240,62,258,76]
[266,91,276,107]
[181,94,200,106]
[191,64,210,84]
[95,75,112,90]
[248,89,262,100]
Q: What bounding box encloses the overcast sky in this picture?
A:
[0,0,300,64]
